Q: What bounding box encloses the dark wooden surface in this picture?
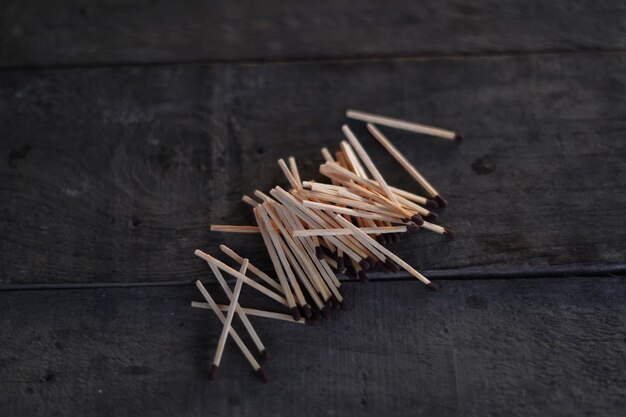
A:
[1,278,624,417]
[2,1,626,68]
[1,1,626,416]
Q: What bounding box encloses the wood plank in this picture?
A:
[1,52,626,285]
[0,277,624,416]
[2,1,626,68]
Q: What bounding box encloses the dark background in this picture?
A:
[1,2,625,416]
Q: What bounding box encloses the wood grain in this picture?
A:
[1,52,625,285]
[2,1,626,68]
[0,277,624,417]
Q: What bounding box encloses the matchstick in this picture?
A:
[207,260,269,359]
[342,125,399,205]
[210,225,261,233]
[288,157,303,189]
[195,250,289,307]
[194,280,268,383]
[218,244,284,294]
[334,215,438,290]
[252,208,300,320]
[366,123,448,207]
[278,158,300,190]
[209,259,249,379]
[191,302,310,325]
[293,226,407,237]
[242,195,259,207]
[346,109,463,142]
[421,221,456,238]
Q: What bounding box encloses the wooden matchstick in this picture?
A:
[194,249,289,307]
[252,208,300,320]
[288,157,303,189]
[334,215,437,290]
[346,109,463,142]
[421,221,456,238]
[218,244,284,294]
[191,302,308,325]
[194,280,268,383]
[209,259,249,379]
[210,225,261,233]
[207,259,269,359]
[341,125,400,205]
[278,158,300,190]
[293,226,407,237]
[241,195,260,207]
[366,123,448,207]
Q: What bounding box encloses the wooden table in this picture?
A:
[1,2,625,416]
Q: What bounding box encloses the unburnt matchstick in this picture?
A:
[194,108,457,382]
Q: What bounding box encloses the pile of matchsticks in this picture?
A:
[192,109,462,383]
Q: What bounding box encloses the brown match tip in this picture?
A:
[256,368,269,383]
[338,285,346,297]
[291,307,302,321]
[376,234,387,246]
[410,214,424,225]
[315,246,325,260]
[385,259,400,273]
[330,295,340,309]
[208,364,219,380]
[390,233,400,244]
[424,212,439,222]
[426,199,439,209]
[321,307,331,319]
[306,318,321,326]
[325,298,333,309]
[443,228,456,238]
[311,306,322,320]
[359,259,371,271]
[454,134,464,143]
[337,256,345,273]
[433,195,448,208]
[427,282,440,291]
[302,304,313,319]
[406,224,420,233]
[261,349,270,361]
[357,271,369,283]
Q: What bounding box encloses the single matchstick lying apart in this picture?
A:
[194,108,458,382]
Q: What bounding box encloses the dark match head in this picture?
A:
[357,270,369,283]
[337,256,346,273]
[302,304,313,319]
[330,295,340,309]
[376,234,387,246]
[208,364,219,380]
[311,306,322,320]
[321,307,331,319]
[378,260,391,273]
[359,259,371,271]
[325,298,333,309]
[406,224,420,233]
[290,307,302,322]
[411,214,424,225]
[454,134,464,143]
[433,195,448,208]
[261,349,270,362]
[424,212,439,222]
[315,246,325,260]
[256,368,269,383]
[443,228,456,238]
[426,199,439,209]
[338,285,346,297]
[427,282,440,291]
[385,259,400,273]
[389,233,400,244]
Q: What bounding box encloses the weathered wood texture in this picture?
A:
[0,277,624,417]
[2,52,626,285]
[2,1,626,68]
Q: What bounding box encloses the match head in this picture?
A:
[406,223,420,233]
[424,212,439,222]
[433,195,448,208]
[311,306,322,320]
[325,298,333,309]
[291,307,302,322]
[330,295,340,309]
[256,368,269,383]
[315,246,325,260]
[261,349,270,362]
[411,214,424,225]
[321,307,331,319]
[302,304,313,319]
[376,234,387,246]
[208,364,219,380]
[357,271,369,283]
[359,259,371,271]
[427,282,440,291]
[385,259,400,273]
[426,199,439,209]
[454,134,464,143]
[389,233,400,244]
[443,228,456,238]
[337,285,346,298]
